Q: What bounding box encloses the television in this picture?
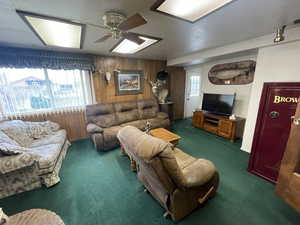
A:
[201,93,235,116]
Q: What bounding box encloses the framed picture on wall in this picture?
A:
[115,70,144,95]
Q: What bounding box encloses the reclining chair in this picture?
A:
[117,126,219,221]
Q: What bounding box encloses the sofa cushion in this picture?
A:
[174,148,197,170]
[87,123,103,134]
[117,126,146,152]
[115,101,137,112]
[86,103,118,128]
[94,114,118,128]
[28,143,63,170]
[30,130,67,148]
[103,126,122,150]
[0,153,35,174]
[0,120,33,147]
[27,121,60,139]
[138,99,158,119]
[86,102,115,118]
[182,159,216,187]
[120,120,146,130]
[115,102,139,124]
[116,110,139,124]
[0,131,19,146]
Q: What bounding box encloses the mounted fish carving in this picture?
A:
[209,60,256,85]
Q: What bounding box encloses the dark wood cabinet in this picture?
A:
[159,102,174,122]
[192,111,203,128]
[218,120,234,138]
[192,111,245,142]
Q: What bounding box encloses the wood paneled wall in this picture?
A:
[93,56,166,103]
[8,110,87,141]
[92,56,186,120]
[167,66,186,120]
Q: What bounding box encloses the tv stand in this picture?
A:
[192,111,245,142]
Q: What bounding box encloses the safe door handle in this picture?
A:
[269,111,279,119]
[291,116,300,125]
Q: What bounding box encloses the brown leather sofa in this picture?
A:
[86,99,170,151]
[117,126,219,221]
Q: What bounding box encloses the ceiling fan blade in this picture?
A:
[294,19,300,24]
[86,22,108,30]
[122,32,145,45]
[118,13,147,31]
[95,34,112,43]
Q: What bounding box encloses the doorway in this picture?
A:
[276,100,300,213]
[184,71,201,118]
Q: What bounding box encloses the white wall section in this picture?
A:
[241,41,300,152]
[185,54,257,118]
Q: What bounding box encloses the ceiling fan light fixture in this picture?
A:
[111,34,161,54]
[274,26,286,43]
[151,0,233,22]
[102,11,126,29]
[16,10,85,49]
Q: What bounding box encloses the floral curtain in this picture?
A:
[0,46,95,72]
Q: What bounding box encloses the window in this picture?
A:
[190,75,200,97]
[0,68,93,116]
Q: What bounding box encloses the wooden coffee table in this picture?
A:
[150,128,181,146]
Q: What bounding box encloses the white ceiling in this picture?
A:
[0,0,300,60]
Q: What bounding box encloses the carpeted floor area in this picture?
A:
[1,119,299,225]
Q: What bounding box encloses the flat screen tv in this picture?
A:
[201,93,235,116]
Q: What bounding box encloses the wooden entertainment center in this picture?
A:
[192,111,245,142]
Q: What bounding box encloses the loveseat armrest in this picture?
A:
[87,123,104,134]
[0,153,35,174]
[181,159,217,188]
[157,112,169,120]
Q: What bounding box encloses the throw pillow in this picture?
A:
[27,121,60,139]
[0,120,33,147]
[43,120,60,132]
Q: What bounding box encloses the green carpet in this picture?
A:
[1,119,299,225]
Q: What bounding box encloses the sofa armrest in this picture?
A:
[181,159,216,188]
[0,153,35,174]
[87,123,104,134]
[157,112,169,120]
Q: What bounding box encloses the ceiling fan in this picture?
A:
[87,11,148,45]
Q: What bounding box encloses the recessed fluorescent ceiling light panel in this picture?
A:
[152,0,233,22]
[111,35,161,54]
[17,10,84,48]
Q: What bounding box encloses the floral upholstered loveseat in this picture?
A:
[0,120,70,199]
